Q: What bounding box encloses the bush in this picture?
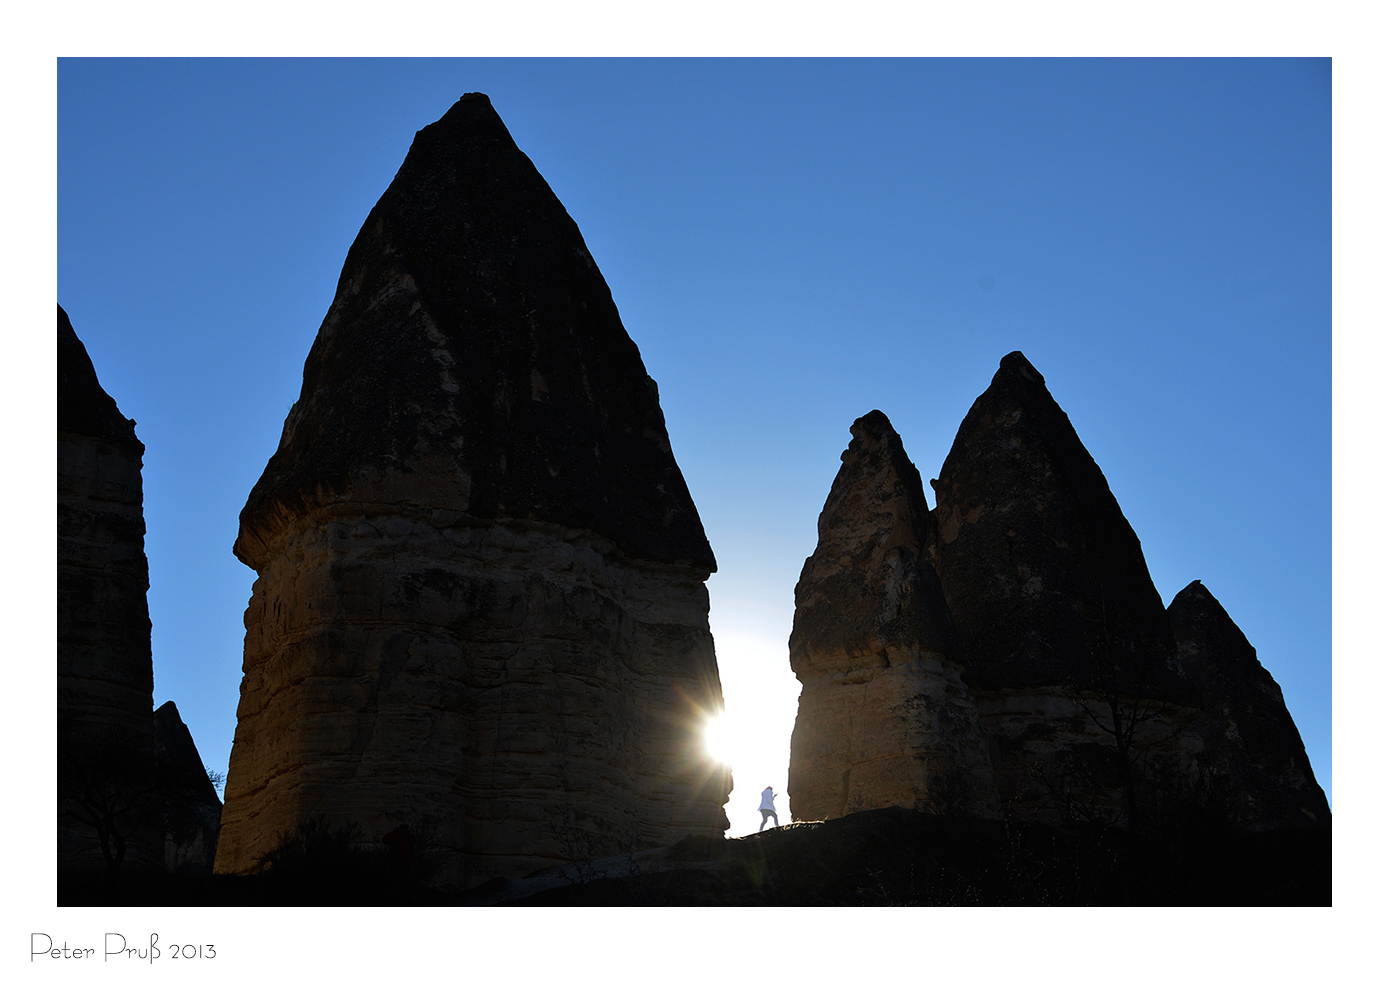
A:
[256,816,378,878]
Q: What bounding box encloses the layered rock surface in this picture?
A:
[1168,581,1330,830]
[155,701,223,874]
[215,94,729,889]
[57,304,162,874]
[788,412,998,821]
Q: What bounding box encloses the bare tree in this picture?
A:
[58,729,158,877]
[1067,582,1188,834]
[205,768,226,800]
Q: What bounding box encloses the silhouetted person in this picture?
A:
[759,786,779,830]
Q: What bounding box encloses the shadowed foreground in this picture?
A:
[59,807,1329,907]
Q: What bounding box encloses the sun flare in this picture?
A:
[703,712,737,766]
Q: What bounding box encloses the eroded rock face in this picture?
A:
[154,701,223,874]
[930,353,1181,693]
[215,95,729,888]
[790,355,1328,835]
[57,304,162,874]
[927,352,1202,822]
[788,411,999,822]
[1169,581,1330,830]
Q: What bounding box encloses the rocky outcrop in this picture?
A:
[790,354,1327,836]
[57,304,162,875]
[215,94,730,889]
[930,353,1183,695]
[1168,581,1330,830]
[154,701,223,873]
[788,412,998,821]
[928,352,1202,823]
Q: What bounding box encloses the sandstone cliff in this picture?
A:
[788,411,998,821]
[57,304,162,875]
[215,94,730,889]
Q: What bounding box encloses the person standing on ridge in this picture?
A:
[759,786,780,830]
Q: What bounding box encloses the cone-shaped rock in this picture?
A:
[930,353,1200,822]
[215,95,729,888]
[236,94,713,571]
[789,411,999,821]
[57,304,162,875]
[1168,581,1330,830]
[154,701,223,874]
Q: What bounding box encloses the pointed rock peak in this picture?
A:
[1170,580,1220,617]
[388,92,520,177]
[849,408,899,444]
[58,304,141,448]
[944,352,1074,464]
[238,97,713,573]
[827,410,928,535]
[452,91,492,112]
[1168,579,1255,673]
[937,352,1122,536]
[833,411,925,506]
[1168,579,1331,829]
[792,411,957,668]
[932,352,1178,693]
[997,350,1044,384]
[1169,580,1266,675]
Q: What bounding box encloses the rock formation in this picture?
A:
[154,701,223,873]
[57,304,162,875]
[215,94,730,889]
[927,352,1202,823]
[790,353,1326,835]
[788,411,998,821]
[1168,581,1330,830]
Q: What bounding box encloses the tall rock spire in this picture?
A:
[788,411,998,821]
[216,95,729,888]
[929,353,1200,821]
[57,304,162,875]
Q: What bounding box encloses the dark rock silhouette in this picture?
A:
[154,701,223,874]
[790,353,1327,838]
[788,411,998,821]
[216,94,730,889]
[1169,581,1330,830]
[57,304,162,875]
[930,352,1183,696]
[927,352,1202,823]
[235,92,712,572]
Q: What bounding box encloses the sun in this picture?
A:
[702,711,738,766]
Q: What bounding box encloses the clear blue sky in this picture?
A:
[56,58,1331,834]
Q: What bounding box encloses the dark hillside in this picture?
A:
[60,806,1329,906]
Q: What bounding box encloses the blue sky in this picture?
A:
[56,58,1331,840]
